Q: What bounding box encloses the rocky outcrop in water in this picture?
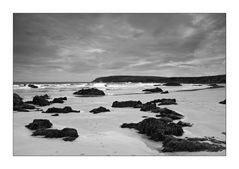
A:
[142,87,163,93]
[112,100,142,108]
[28,84,38,88]
[90,106,110,114]
[73,88,105,96]
[43,106,80,113]
[25,119,53,130]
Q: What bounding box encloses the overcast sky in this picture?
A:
[13,13,226,82]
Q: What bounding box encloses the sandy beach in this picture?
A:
[13,83,226,156]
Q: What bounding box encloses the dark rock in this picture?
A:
[161,91,169,94]
[32,95,50,106]
[142,87,163,93]
[186,137,226,145]
[90,106,110,114]
[41,94,50,99]
[32,128,78,141]
[142,116,149,118]
[112,100,142,108]
[51,98,65,104]
[153,108,183,120]
[73,88,105,96]
[22,104,35,109]
[158,117,173,123]
[121,118,184,141]
[219,99,226,104]
[163,82,182,86]
[121,123,137,129]
[13,93,23,106]
[140,103,157,111]
[162,136,225,152]
[28,84,38,88]
[51,113,59,116]
[25,119,52,130]
[44,106,80,113]
[158,99,177,105]
[51,97,67,104]
[13,93,35,111]
[63,137,77,141]
[177,121,193,127]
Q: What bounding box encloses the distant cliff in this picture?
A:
[92,75,226,84]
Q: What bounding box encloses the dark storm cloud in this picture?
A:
[13,13,226,82]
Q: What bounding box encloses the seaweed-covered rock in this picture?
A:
[162,136,225,152]
[153,108,183,120]
[32,128,78,141]
[44,106,80,113]
[142,87,163,93]
[163,82,182,86]
[121,118,184,141]
[158,99,177,105]
[28,84,38,88]
[177,121,193,127]
[112,100,142,108]
[90,106,110,114]
[25,119,52,130]
[219,99,226,104]
[73,88,105,96]
[32,95,50,106]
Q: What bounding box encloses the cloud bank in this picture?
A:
[13,13,226,82]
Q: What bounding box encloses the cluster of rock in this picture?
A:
[25,95,68,106]
[25,119,78,141]
[13,93,35,112]
[73,88,105,96]
[117,97,225,153]
[121,117,225,152]
[142,87,169,94]
[90,106,110,114]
